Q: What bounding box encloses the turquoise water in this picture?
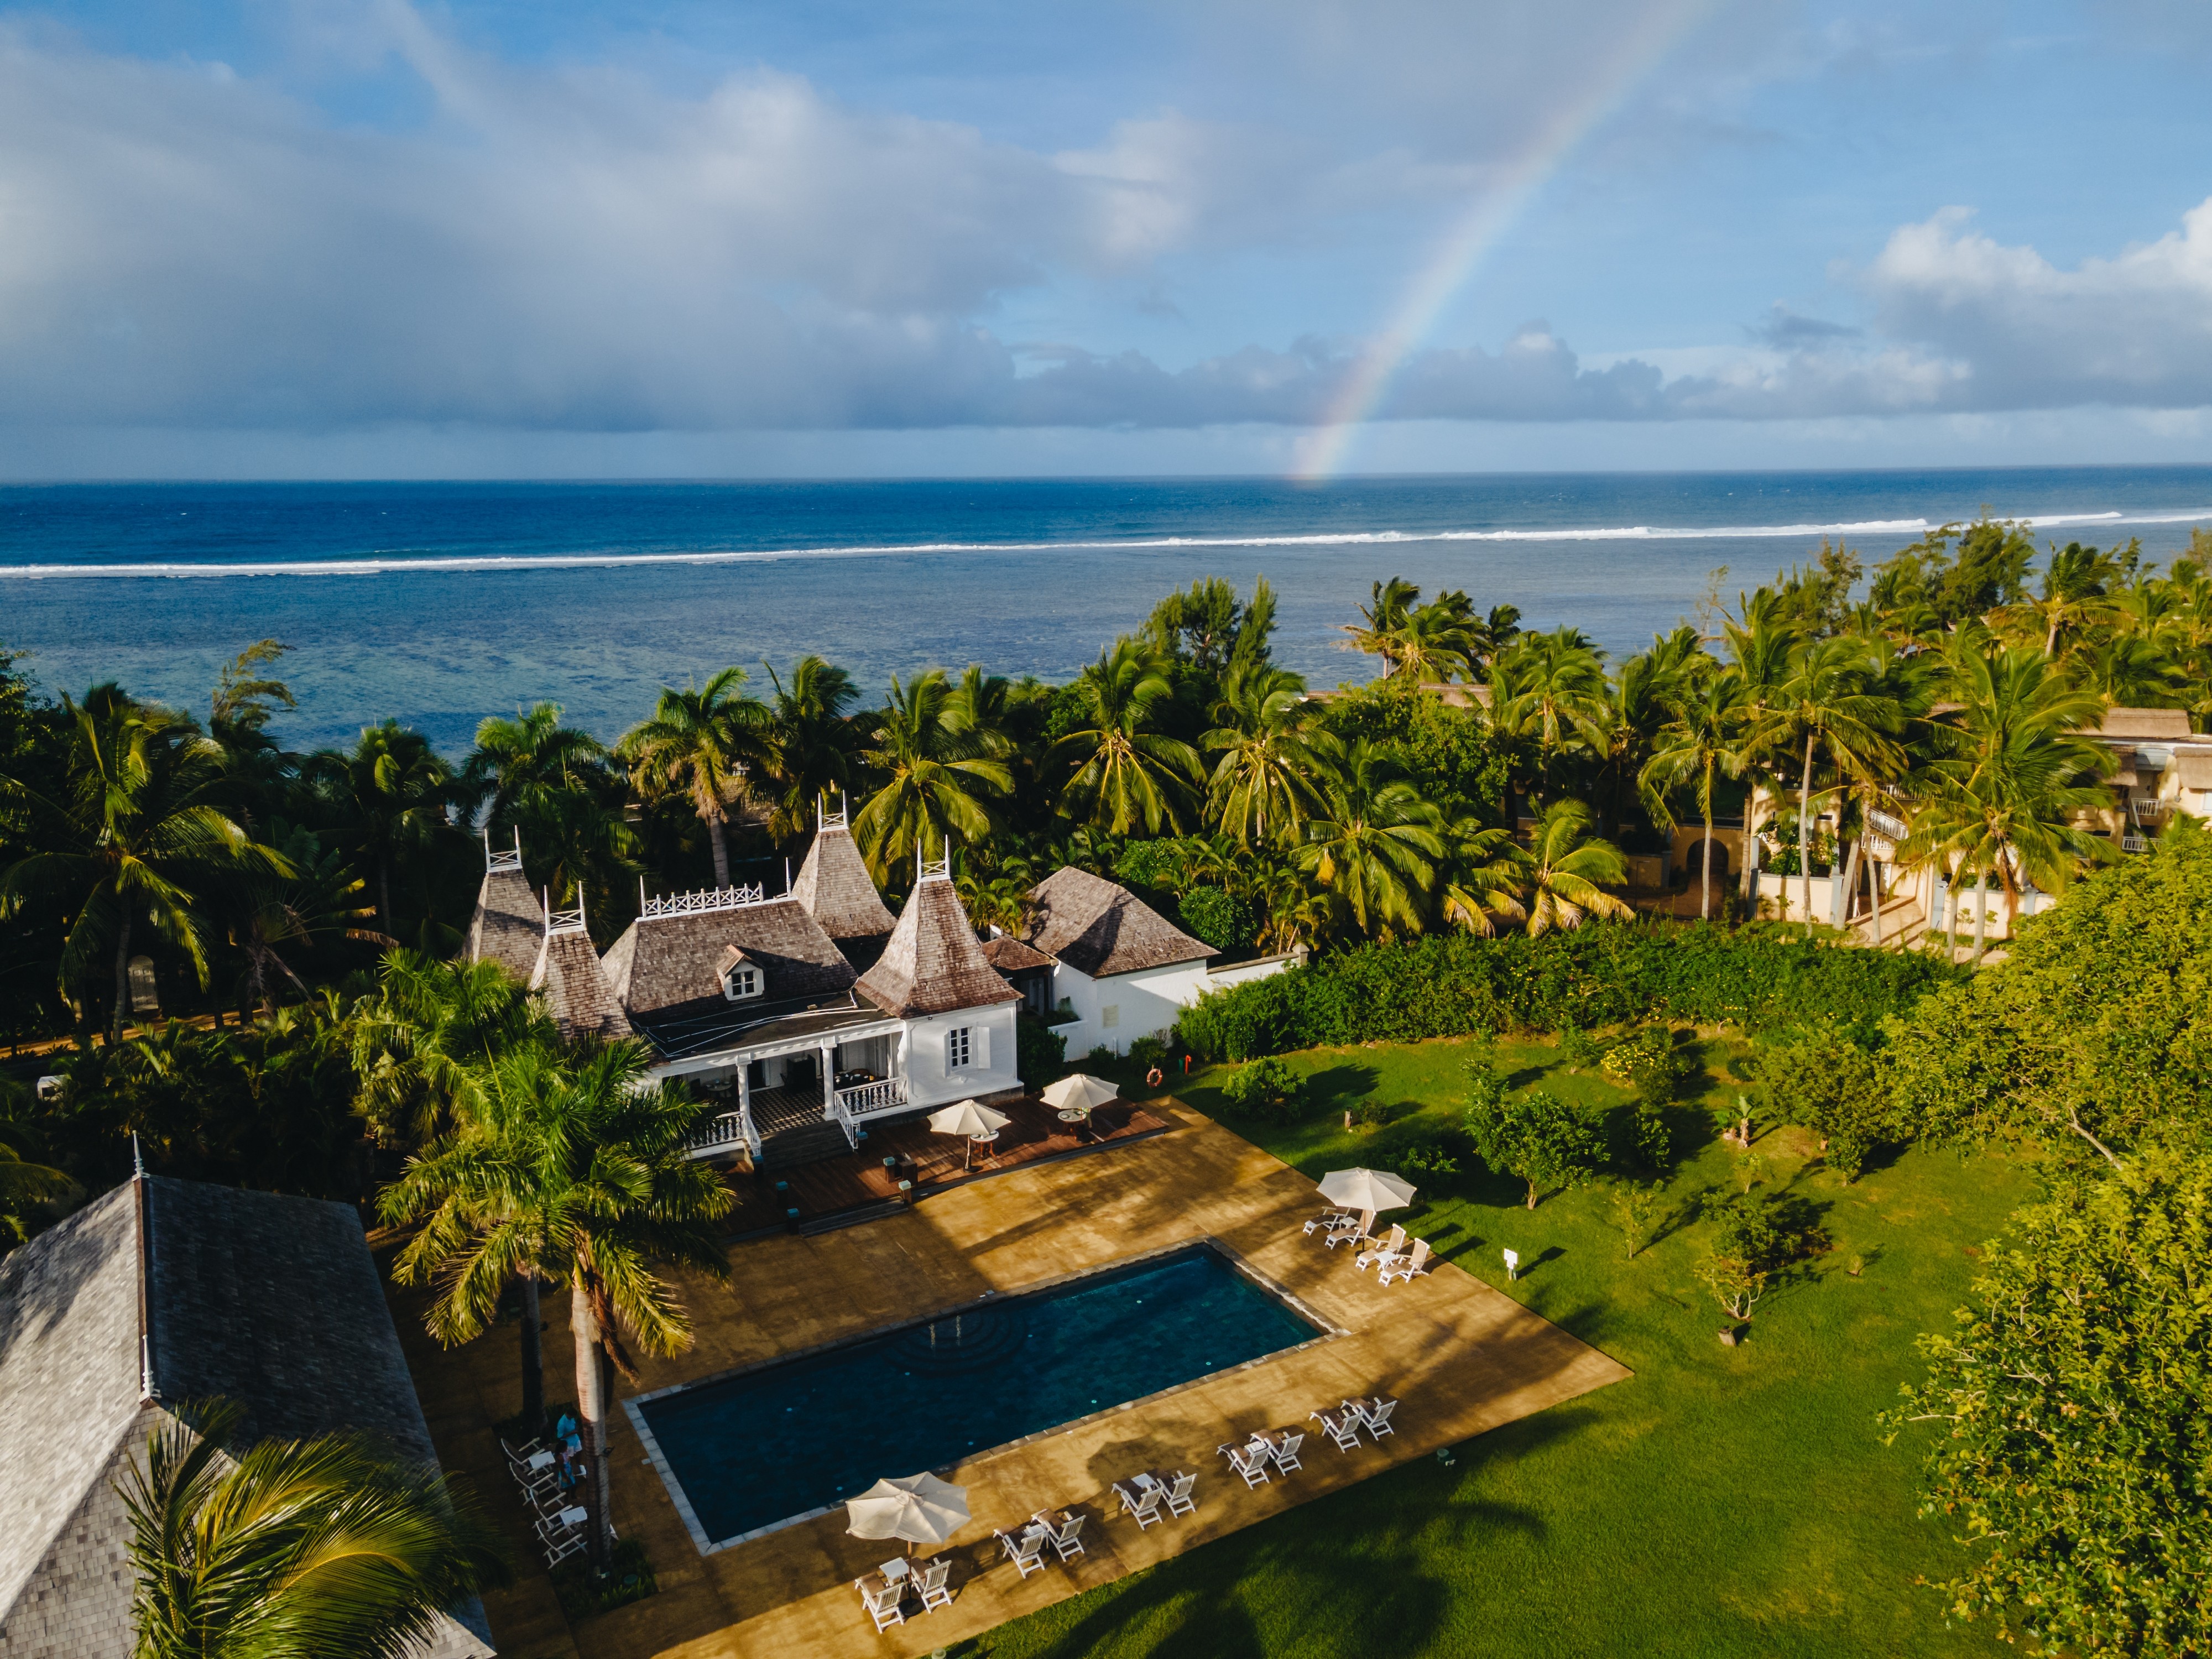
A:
[632,1243,1323,1545]
[5,468,2210,749]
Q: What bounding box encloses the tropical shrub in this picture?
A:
[1601,1025,1692,1109]
[1015,1014,1068,1086]
[1178,923,1957,1061]
[1464,1067,1604,1209]
[1396,1140,1460,1181]
[1178,886,1256,953]
[1752,1023,1894,1180]
[1127,1034,1168,1070]
[1556,1018,1606,1071]
[1219,1056,1303,1123]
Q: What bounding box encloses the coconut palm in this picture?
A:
[760,655,866,847]
[349,948,554,1148]
[225,822,394,1019]
[1522,799,1634,936]
[1053,640,1202,836]
[1436,822,1529,937]
[854,669,1010,879]
[1,686,289,1043]
[1492,628,1611,806]
[307,721,455,937]
[1203,664,1333,846]
[381,1039,731,1571]
[1293,740,1443,936]
[1341,577,1423,675]
[120,1397,507,1659]
[1755,635,1901,936]
[0,1110,76,1249]
[1639,670,1756,920]
[617,670,773,889]
[463,703,610,843]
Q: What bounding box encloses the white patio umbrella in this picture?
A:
[1317,1167,1418,1240]
[846,1472,970,1554]
[927,1099,1011,1168]
[1040,1073,1119,1113]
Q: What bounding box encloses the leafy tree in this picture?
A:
[463,702,610,841]
[120,1397,507,1659]
[1751,1023,1892,1180]
[1608,1180,1663,1259]
[1880,1145,2212,1658]
[759,655,865,847]
[1870,515,2037,635]
[1220,1055,1303,1123]
[1143,575,1277,678]
[616,667,773,888]
[381,1039,732,1570]
[1697,1189,1786,1321]
[1293,739,1443,936]
[1491,627,1610,805]
[223,820,391,1019]
[1179,886,1255,952]
[0,686,288,1042]
[855,668,1010,878]
[307,720,455,939]
[1463,1070,1604,1209]
[349,949,552,1147]
[1053,640,1201,835]
[1522,799,1632,936]
[1202,662,1332,846]
[1316,677,1508,827]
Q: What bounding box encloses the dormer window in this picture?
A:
[716,945,764,1002]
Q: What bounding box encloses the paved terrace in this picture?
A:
[393,1105,1631,1659]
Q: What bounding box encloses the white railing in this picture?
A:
[545,904,587,936]
[826,1088,859,1149]
[837,1076,910,1117]
[685,1103,760,1159]
[1866,807,1909,841]
[641,883,766,920]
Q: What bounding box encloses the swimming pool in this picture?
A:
[629,1242,1331,1548]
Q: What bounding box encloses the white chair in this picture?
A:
[1303,1209,1354,1237]
[1032,1510,1086,1562]
[1217,1440,1272,1489]
[912,1557,953,1613]
[499,1434,545,1470]
[1113,1479,1165,1528]
[1322,1219,1365,1250]
[1163,1470,1198,1518]
[1311,1407,1363,1452]
[998,1526,1049,1577]
[542,1529,585,1569]
[1379,1239,1432,1286]
[855,1575,906,1632]
[1352,1396,1399,1439]
[1357,1225,1408,1272]
[1269,1431,1305,1473]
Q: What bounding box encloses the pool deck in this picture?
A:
[392,1103,1632,1659]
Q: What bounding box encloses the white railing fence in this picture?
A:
[640,883,768,920]
[837,1076,910,1117]
[685,1103,760,1159]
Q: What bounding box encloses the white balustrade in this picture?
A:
[836,1077,910,1117]
[641,883,768,920]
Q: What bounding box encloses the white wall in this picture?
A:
[1048,953,1294,1058]
[900,1003,1021,1109]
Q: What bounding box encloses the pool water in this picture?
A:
[633,1244,1326,1545]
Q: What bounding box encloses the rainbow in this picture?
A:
[1292,1,1721,481]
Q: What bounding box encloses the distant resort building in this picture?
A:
[0,1173,494,1659]
[466,810,1293,1167]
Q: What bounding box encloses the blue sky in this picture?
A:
[6,0,2212,477]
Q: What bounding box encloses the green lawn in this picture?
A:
[978,1036,2036,1659]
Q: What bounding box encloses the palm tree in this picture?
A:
[1436,821,1528,936]
[1203,664,1333,846]
[382,1039,731,1570]
[1522,800,1634,936]
[617,670,772,889]
[1293,740,1443,936]
[761,656,865,846]
[1,686,288,1043]
[854,669,1010,879]
[1639,670,1756,920]
[463,703,610,841]
[1341,577,1422,675]
[308,721,455,936]
[1756,635,1900,935]
[1492,628,1611,807]
[0,1110,76,1249]
[349,948,553,1147]
[120,1398,506,1659]
[225,822,393,1019]
[1053,640,1202,836]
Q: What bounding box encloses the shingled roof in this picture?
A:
[0,1177,493,1659]
[791,820,897,943]
[467,866,542,983]
[1022,865,1212,978]
[599,897,857,1026]
[980,933,1053,973]
[856,874,1021,1018]
[532,928,632,1044]
[2097,707,2194,740]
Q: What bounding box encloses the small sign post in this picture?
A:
[1502,1247,1520,1282]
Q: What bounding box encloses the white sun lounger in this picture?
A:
[1357,1224,1408,1272]
[1217,1439,1272,1489]
[912,1557,954,1613]
[997,1526,1049,1577]
[1322,1217,1365,1249]
[1032,1509,1087,1562]
[1379,1239,1432,1285]
[855,1574,906,1631]
[1269,1430,1305,1473]
[1303,1208,1355,1237]
[1113,1478,1166,1528]
[1311,1406,1363,1452]
[1164,1470,1198,1517]
[1349,1396,1399,1439]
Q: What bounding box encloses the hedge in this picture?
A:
[1177,922,1962,1061]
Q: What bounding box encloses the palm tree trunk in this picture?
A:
[1839,835,1863,928]
[109,910,134,1046]
[1869,853,1885,947]
[1972,871,1989,962]
[1699,775,1714,922]
[378,853,394,939]
[519,1272,544,1431]
[706,809,731,888]
[572,1280,612,1573]
[1947,862,1965,963]
[1799,731,1817,938]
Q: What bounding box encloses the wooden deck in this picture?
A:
[716,1093,1170,1233]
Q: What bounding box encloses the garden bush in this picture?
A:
[1396,1140,1460,1181]
[1178,887,1256,953]
[1127,1034,1168,1070]
[1178,922,1960,1061]
[1219,1056,1304,1123]
[1015,1014,1068,1086]
[1601,1025,1692,1109]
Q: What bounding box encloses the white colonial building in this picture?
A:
[467,811,1021,1167]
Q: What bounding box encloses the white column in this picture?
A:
[821,1041,837,1115]
[737,1065,752,1117]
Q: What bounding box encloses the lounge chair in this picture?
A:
[1113,1478,1165,1528]
[1033,1509,1086,1562]
[534,1503,588,1541]
[997,1526,1049,1577]
[1357,1224,1408,1272]
[1303,1208,1355,1237]
[1322,1218,1366,1249]
[1163,1470,1198,1517]
[1349,1396,1399,1440]
[855,1575,906,1632]
[1311,1406,1363,1452]
[1217,1439,1272,1489]
[912,1557,954,1613]
[1269,1430,1305,1473]
[542,1529,585,1569]
[1379,1239,1432,1286]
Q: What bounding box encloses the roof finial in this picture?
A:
[785,857,792,895]
[132,1132,144,1179]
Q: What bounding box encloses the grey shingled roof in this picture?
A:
[856,875,1021,1018]
[531,931,632,1044]
[0,1178,492,1659]
[790,822,896,942]
[980,934,1053,973]
[1022,865,1212,978]
[601,898,855,1025]
[2098,707,2194,740]
[467,868,542,983]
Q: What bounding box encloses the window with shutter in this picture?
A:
[945,1027,972,1072]
[974,1024,990,1070]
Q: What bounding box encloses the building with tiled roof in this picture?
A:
[787,802,897,970]
[0,1175,493,1659]
[465,832,543,983]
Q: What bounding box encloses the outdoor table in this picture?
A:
[1055,1107,1092,1140]
[878,1557,910,1582]
[525,1449,555,1473]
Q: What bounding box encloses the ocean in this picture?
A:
[4,467,2209,753]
